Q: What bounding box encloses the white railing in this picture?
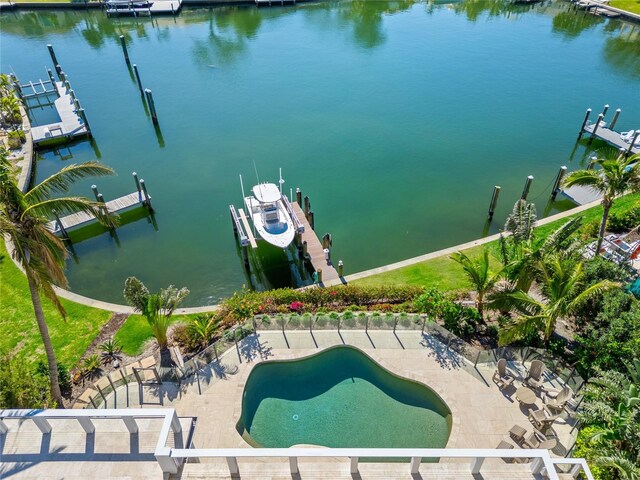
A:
[0,409,593,479]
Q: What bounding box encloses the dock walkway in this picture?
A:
[46,191,146,233]
[31,82,88,145]
[582,123,639,155]
[290,202,340,284]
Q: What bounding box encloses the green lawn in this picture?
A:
[609,0,640,14]
[355,192,640,289]
[115,314,191,356]
[0,240,112,368]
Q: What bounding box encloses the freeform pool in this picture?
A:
[237,346,452,450]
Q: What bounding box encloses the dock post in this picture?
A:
[587,156,597,170]
[47,44,59,72]
[609,108,621,130]
[78,108,91,136]
[296,188,302,206]
[242,245,250,270]
[600,104,609,118]
[11,79,23,101]
[58,70,65,83]
[588,113,604,145]
[303,196,310,216]
[308,211,315,230]
[52,210,69,240]
[302,241,308,259]
[317,269,323,284]
[97,193,105,204]
[119,35,130,64]
[487,185,501,220]
[69,89,76,102]
[140,179,153,211]
[145,89,159,125]
[521,175,533,201]
[133,64,144,94]
[551,166,567,200]
[577,108,591,139]
[133,172,141,193]
[64,80,71,94]
[627,132,640,157]
[338,260,343,277]
[91,185,100,201]
[46,69,59,97]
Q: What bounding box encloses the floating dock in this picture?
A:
[105,0,181,15]
[578,105,639,155]
[573,0,640,21]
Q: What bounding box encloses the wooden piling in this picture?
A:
[551,166,567,200]
[47,44,59,72]
[91,185,100,201]
[133,172,141,193]
[587,156,597,170]
[52,209,69,240]
[487,185,501,220]
[296,188,302,206]
[521,175,533,201]
[308,211,315,230]
[317,268,323,284]
[610,109,621,130]
[133,64,144,94]
[79,108,91,136]
[119,35,130,64]
[628,132,640,156]
[242,245,249,270]
[588,113,604,145]
[46,69,59,97]
[144,89,158,125]
[303,196,310,216]
[578,108,591,139]
[338,260,343,277]
[58,69,65,83]
[600,104,609,118]
[97,193,105,204]
[140,179,153,210]
[302,240,308,259]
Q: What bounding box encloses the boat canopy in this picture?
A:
[252,183,281,203]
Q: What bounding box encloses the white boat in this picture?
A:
[244,182,297,249]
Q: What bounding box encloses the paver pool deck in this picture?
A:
[2,330,579,479]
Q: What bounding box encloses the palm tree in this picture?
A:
[563,151,640,256]
[123,277,189,365]
[0,150,115,407]
[450,248,502,321]
[494,256,619,345]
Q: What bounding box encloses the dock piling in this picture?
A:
[628,132,640,156]
[317,268,323,284]
[302,240,308,259]
[47,45,59,72]
[578,108,591,139]
[140,179,153,211]
[610,109,621,130]
[78,108,91,136]
[521,175,534,201]
[11,79,23,101]
[338,260,343,277]
[308,211,315,230]
[296,188,302,206]
[119,35,130,64]
[588,113,604,145]
[133,64,144,94]
[52,209,69,240]
[91,185,100,201]
[551,166,567,200]
[46,69,59,97]
[587,156,597,170]
[600,104,609,118]
[97,193,105,204]
[58,70,65,83]
[303,196,310,216]
[144,89,159,125]
[133,172,141,193]
[487,185,501,220]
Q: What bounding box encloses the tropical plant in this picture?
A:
[186,313,221,351]
[494,256,619,345]
[123,277,189,354]
[563,151,640,255]
[0,149,115,407]
[81,354,102,381]
[505,199,537,244]
[34,359,72,397]
[99,339,123,364]
[0,353,54,408]
[450,248,502,320]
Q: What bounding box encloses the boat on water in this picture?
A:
[244,182,301,249]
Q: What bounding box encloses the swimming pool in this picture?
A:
[237,346,452,451]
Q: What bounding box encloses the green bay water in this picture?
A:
[1,1,639,305]
[238,346,451,449]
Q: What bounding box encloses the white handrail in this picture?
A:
[1,409,593,479]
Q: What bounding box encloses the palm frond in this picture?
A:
[21,197,119,229]
[498,315,546,345]
[25,162,115,203]
[595,455,640,480]
[488,288,543,316]
[542,217,583,253]
[570,279,621,311]
[562,169,606,191]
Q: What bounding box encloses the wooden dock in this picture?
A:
[573,0,640,21]
[583,123,639,155]
[46,191,147,233]
[560,185,602,205]
[31,82,89,145]
[290,202,340,284]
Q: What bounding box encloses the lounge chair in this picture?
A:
[523,430,556,450]
[620,130,636,143]
[543,386,573,413]
[528,406,560,431]
[524,359,545,390]
[492,358,515,389]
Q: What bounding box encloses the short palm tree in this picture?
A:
[450,248,502,321]
[123,277,189,365]
[494,256,619,345]
[563,151,640,255]
[0,151,115,407]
